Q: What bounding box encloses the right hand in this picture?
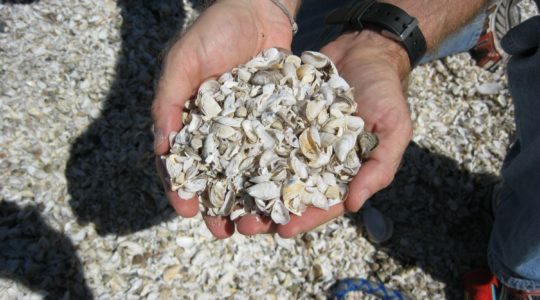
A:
[152,0,295,238]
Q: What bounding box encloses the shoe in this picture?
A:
[361,203,394,244]
[499,285,540,300]
[463,268,540,300]
[464,268,499,300]
[469,0,522,71]
[483,181,503,218]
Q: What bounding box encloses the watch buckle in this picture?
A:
[400,18,418,40]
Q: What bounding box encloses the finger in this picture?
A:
[152,43,199,155]
[203,215,235,239]
[235,214,277,235]
[167,191,200,218]
[277,204,346,238]
[345,131,409,212]
[155,156,199,217]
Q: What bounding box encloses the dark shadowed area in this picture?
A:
[66,0,193,236]
[342,142,497,299]
[0,202,93,300]
[0,0,500,298]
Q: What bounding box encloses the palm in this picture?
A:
[153,0,294,238]
[275,33,413,237]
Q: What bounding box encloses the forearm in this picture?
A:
[350,0,489,78]
[382,0,489,50]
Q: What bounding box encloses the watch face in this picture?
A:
[380,29,402,42]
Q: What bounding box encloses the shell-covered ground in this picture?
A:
[0,1,536,299]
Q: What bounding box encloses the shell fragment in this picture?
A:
[162,48,377,224]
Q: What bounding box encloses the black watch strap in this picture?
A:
[326,0,427,68]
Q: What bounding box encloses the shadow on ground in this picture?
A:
[0,0,39,4]
[1,1,197,298]
[0,202,93,299]
[66,1,198,236]
[342,142,498,299]
[56,1,499,299]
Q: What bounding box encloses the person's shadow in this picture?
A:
[65,0,199,236]
[0,202,93,299]
[1,0,196,298]
[340,142,498,299]
[50,1,499,299]
[1,1,92,298]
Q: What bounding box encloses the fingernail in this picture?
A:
[153,125,166,151]
[156,157,171,190]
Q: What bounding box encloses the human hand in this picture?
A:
[153,0,295,238]
[276,30,413,237]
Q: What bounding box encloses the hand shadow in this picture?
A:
[66,1,202,236]
[63,1,499,298]
[0,0,39,4]
[342,142,498,299]
[0,202,92,300]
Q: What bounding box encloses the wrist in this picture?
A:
[249,0,299,40]
[378,0,489,51]
[281,0,301,15]
[352,30,412,79]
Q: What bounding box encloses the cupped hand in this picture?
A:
[275,30,414,238]
[153,0,294,238]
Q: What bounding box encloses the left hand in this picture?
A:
[236,30,414,237]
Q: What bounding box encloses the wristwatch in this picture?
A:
[326,0,427,68]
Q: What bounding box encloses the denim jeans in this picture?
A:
[488,14,540,291]
[292,0,540,291]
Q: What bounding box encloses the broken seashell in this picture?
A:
[301,51,330,69]
[271,199,291,225]
[358,132,379,159]
[246,182,281,201]
[334,133,356,162]
[162,48,379,225]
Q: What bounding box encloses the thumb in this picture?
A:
[152,44,199,155]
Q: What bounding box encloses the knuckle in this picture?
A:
[380,172,395,188]
[277,228,298,239]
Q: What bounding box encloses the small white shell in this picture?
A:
[299,128,319,161]
[334,133,356,162]
[325,185,340,199]
[241,120,258,143]
[183,178,207,193]
[246,182,280,200]
[198,80,221,95]
[282,176,305,202]
[162,48,378,224]
[237,68,252,82]
[214,116,243,127]
[213,124,237,139]
[202,134,218,164]
[254,123,275,150]
[328,74,350,90]
[301,51,330,69]
[306,100,326,122]
[289,152,309,179]
[310,191,329,210]
[197,93,222,117]
[345,115,365,132]
[271,200,291,224]
[308,146,333,168]
[297,64,317,84]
